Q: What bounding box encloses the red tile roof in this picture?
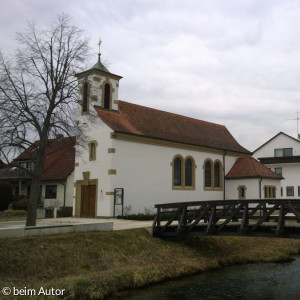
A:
[226,157,283,179]
[95,101,250,154]
[15,137,75,181]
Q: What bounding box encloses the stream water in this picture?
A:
[109,258,300,300]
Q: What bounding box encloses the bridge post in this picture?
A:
[240,203,249,233]
[207,204,216,233]
[177,205,187,235]
[276,204,285,236]
[152,206,161,236]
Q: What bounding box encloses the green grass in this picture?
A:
[1,229,300,299]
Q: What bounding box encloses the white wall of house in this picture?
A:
[253,133,300,199]
[65,172,74,207]
[253,133,300,158]
[42,180,72,208]
[226,179,260,199]
[262,163,300,198]
[226,178,281,200]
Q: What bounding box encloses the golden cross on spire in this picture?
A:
[98,38,102,57]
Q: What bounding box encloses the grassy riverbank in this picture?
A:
[1,228,300,299]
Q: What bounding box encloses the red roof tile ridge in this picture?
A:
[226,157,282,179]
[42,141,75,180]
[249,157,259,176]
[45,136,76,155]
[118,100,227,128]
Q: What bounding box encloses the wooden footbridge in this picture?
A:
[152,199,300,238]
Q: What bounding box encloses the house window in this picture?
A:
[104,83,111,109]
[264,186,276,198]
[274,148,293,157]
[172,155,195,189]
[45,185,57,199]
[274,167,282,176]
[286,186,294,197]
[238,185,246,199]
[19,161,34,171]
[82,82,89,113]
[204,159,223,190]
[89,141,97,161]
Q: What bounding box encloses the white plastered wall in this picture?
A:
[225,178,281,200]
[109,139,244,216]
[253,133,300,198]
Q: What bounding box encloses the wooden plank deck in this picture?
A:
[152,199,300,238]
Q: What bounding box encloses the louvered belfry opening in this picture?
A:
[104,83,111,109]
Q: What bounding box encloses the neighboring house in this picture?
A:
[253,132,300,198]
[0,136,75,210]
[74,51,280,218]
[225,157,283,200]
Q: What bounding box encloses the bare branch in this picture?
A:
[0,13,90,226]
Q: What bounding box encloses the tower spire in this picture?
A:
[97,38,102,62]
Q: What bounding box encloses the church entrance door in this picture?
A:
[80,185,96,217]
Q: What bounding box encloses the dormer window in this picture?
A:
[274,148,293,157]
[104,83,111,109]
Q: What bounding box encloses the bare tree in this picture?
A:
[0,14,90,226]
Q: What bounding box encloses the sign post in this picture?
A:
[114,188,124,217]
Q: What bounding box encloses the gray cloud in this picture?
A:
[1,0,300,151]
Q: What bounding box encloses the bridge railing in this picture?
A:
[152,199,300,238]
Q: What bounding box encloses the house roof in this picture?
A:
[95,101,251,154]
[75,56,122,80]
[15,137,75,181]
[226,157,283,180]
[90,56,110,73]
[253,132,300,154]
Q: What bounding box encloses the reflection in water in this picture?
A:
[109,258,300,300]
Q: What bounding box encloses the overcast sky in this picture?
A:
[1,0,300,151]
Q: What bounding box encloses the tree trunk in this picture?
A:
[26,176,41,226]
[26,146,46,227]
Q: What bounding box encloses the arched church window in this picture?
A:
[185,158,192,187]
[104,83,111,109]
[214,161,221,187]
[173,157,182,186]
[204,160,212,188]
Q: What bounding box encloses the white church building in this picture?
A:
[73,50,282,218]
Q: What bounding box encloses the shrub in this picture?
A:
[11,196,29,210]
[0,182,14,211]
[117,214,155,221]
[57,206,73,217]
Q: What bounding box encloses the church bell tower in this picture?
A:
[76,40,122,114]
